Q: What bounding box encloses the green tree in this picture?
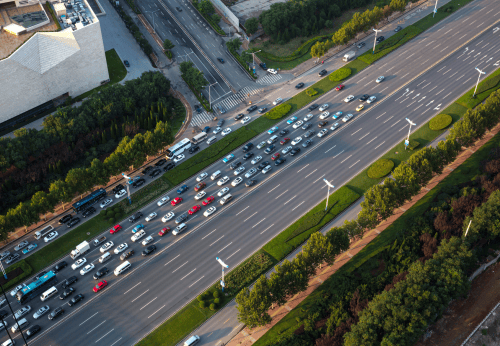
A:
[163,38,174,50]
[392,162,420,203]
[245,17,259,35]
[31,191,54,220]
[211,13,220,24]
[199,0,214,15]
[8,202,39,231]
[390,0,407,12]
[236,275,273,327]
[311,41,327,62]
[89,158,109,187]
[65,167,92,198]
[359,178,400,228]
[49,180,73,210]
[464,190,500,243]
[226,38,242,52]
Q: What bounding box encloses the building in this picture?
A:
[0,0,109,130]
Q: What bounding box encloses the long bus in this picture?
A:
[16,271,57,304]
[166,138,191,158]
[191,132,207,145]
[72,188,107,213]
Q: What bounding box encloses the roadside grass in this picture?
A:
[413,0,475,32]
[456,67,500,109]
[2,260,33,291]
[257,52,313,71]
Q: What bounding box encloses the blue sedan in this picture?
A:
[22,243,37,254]
[223,154,235,163]
[286,116,297,125]
[133,224,144,233]
[177,185,188,194]
[267,126,279,135]
[333,111,343,119]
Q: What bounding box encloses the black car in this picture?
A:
[203,126,211,133]
[257,161,270,170]
[258,107,267,114]
[217,57,225,63]
[112,184,124,194]
[48,307,64,320]
[243,152,254,160]
[82,207,96,218]
[318,69,327,77]
[142,166,153,175]
[93,267,109,280]
[62,276,78,289]
[376,36,385,42]
[318,121,328,128]
[58,214,72,224]
[259,62,267,70]
[230,161,241,170]
[234,113,244,120]
[274,158,286,166]
[295,82,304,89]
[175,214,188,224]
[0,310,8,319]
[245,180,257,187]
[302,123,312,130]
[67,218,80,228]
[194,105,202,113]
[176,6,182,11]
[243,142,253,152]
[149,168,161,178]
[26,325,41,339]
[302,139,313,147]
[142,245,156,256]
[35,271,47,280]
[394,26,402,32]
[279,129,289,136]
[133,178,146,188]
[308,104,318,111]
[60,287,75,300]
[247,105,258,112]
[53,261,67,273]
[68,294,84,307]
[129,212,143,222]
[217,119,225,127]
[163,162,175,172]
[177,185,188,194]
[264,145,275,154]
[155,159,166,167]
[356,42,366,49]
[124,60,130,67]
[4,253,20,265]
[304,130,315,138]
[359,94,369,101]
[189,145,200,154]
[120,250,134,260]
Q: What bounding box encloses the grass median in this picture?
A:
[456,67,500,109]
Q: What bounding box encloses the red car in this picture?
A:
[194,182,206,192]
[335,84,345,91]
[159,227,170,236]
[271,152,281,161]
[188,205,201,215]
[202,196,214,206]
[171,197,183,206]
[93,280,107,293]
[280,137,290,145]
[110,225,122,234]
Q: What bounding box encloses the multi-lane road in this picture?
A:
[1,0,499,345]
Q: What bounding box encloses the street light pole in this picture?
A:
[145,9,160,34]
[323,179,334,211]
[245,50,261,72]
[473,67,486,98]
[208,82,217,110]
[405,118,416,150]
[372,28,382,54]
[433,0,439,17]
[216,257,229,292]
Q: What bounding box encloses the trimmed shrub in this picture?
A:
[329,67,351,82]
[214,298,220,304]
[306,88,318,97]
[213,291,220,298]
[197,295,204,302]
[429,114,453,131]
[264,104,292,120]
[367,159,395,179]
[210,303,216,310]
[202,291,209,299]
[407,140,420,151]
[108,218,115,223]
[199,301,205,308]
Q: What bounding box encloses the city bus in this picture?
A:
[16,271,57,304]
[191,132,207,145]
[166,138,191,158]
[72,188,107,213]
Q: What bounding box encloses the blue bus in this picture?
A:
[72,188,107,213]
[16,271,58,304]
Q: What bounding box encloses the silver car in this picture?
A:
[14,241,29,252]
[281,146,293,155]
[0,251,10,261]
[217,187,230,197]
[99,198,113,208]
[244,168,257,179]
[14,305,31,320]
[33,305,50,319]
[262,165,272,174]
[233,166,245,176]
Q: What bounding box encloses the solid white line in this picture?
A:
[236,206,249,216]
[201,230,216,240]
[180,268,197,281]
[292,201,305,211]
[140,297,157,310]
[252,218,266,229]
[374,141,385,150]
[313,174,326,184]
[267,184,280,193]
[349,160,360,169]
[297,164,309,173]
[358,132,370,141]
[148,305,166,319]
[366,136,377,145]
[376,112,386,119]
[95,329,114,343]
[351,128,362,136]
[209,236,224,247]
[227,248,241,259]
[243,212,258,223]
[80,313,99,326]
[87,321,107,335]
[109,338,123,346]
[131,290,150,303]
[164,254,181,266]
[333,150,344,158]
[305,169,317,179]
[284,195,297,205]
[188,276,205,288]
[172,261,189,273]
[340,155,352,164]
[275,189,289,199]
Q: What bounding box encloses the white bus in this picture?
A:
[166,138,191,158]
[191,132,207,145]
[34,225,54,240]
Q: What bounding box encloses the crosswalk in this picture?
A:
[257,73,283,85]
[212,86,262,113]
[191,111,214,127]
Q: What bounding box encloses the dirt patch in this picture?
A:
[0,266,25,286]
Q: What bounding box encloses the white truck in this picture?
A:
[34,225,54,240]
[343,51,355,62]
[70,241,90,260]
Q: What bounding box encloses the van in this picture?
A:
[2,339,14,346]
[184,335,200,346]
[114,261,131,276]
[172,223,187,236]
[40,286,58,301]
[211,170,221,180]
[99,252,111,263]
[206,136,217,145]
[11,318,28,333]
[219,194,233,205]
[267,135,278,145]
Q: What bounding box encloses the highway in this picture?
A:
[0,0,499,345]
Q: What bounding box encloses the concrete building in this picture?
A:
[0,0,109,130]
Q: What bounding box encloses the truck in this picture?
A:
[93,236,106,247]
[70,241,90,260]
[343,51,355,62]
[34,225,54,240]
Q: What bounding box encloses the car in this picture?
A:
[110,224,122,234]
[376,36,385,42]
[10,285,24,297]
[290,147,301,156]
[243,152,254,160]
[175,214,188,224]
[114,243,128,254]
[232,177,243,186]
[303,113,314,122]
[25,324,41,339]
[217,105,227,114]
[202,196,215,206]
[356,104,364,112]
[93,281,107,293]
[234,166,245,176]
[319,111,330,120]
[221,128,232,137]
[308,104,318,111]
[68,294,84,307]
[196,172,208,182]
[157,196,170,206]
[48,307,64,320]
[188,145,200,154]
[62,276,78,289]
[132,176,142,184]
[264,145,275,154]
[60,287,75,299]
[35,271,47,280]
[247,105,258,112]
[222,154,235,164]
[274,158,286,166]
[124,60,130,67]
[217,57,224,63]
[356,42,366,49]
[302,139,313,147]
[304,130,315,138]
[257,161,270,170]
[115,189,127,199]
[71,258,86,270]
[131,231,145,242]
[52,261,67,273]
[173,154,185,163]
[142,245,156,256]
[235,113,244,120]
[262,165,272,174]
[241,116,251,124]
[93,267,109,280]
[188,205,201,215]
[132,178,146,188]
[120,250,134,260]
[195,191,206,200]
[217,176,230,186]
[318,69,327,77]
[258,107,267,114]
[330,123,340,131]
[359,94,369,101]
[244,168,257,178]
[204,206,217,217]
[177,185,188,194]
[100,198,113,208]
[141,166,153,175]
[5,254,20,265]
[279,129,289,136]
[318,129,329,138]
[230,161,241,170]
[291,137,302,145]
[273,98,283,105]
[302,123,312,130]
[162,212,175,222]
[217,187,230,197]
[59,214,73,224]
[287,116,298,125]
[319,104,329,112]
[163,162,175,172]
[256,141,267,149]
[259,62,267,69]
[267,68,278,74]
[335,84,345,91]
[245,180,257,187]
[194,182,206,192]
[280,137,290,145]
[292,120,303,129]
[267,126,279,135]
[318,121,328,128]
[80,264,95,276]
[333,111,343,119]
[159,227,170,236]
[145,212,157,222]
[282,146,293,155]
[155,158,167,166]
[100,241,114,253]
[243,143,253,152]
[342,114,354,122]
[67,218,80,228]
[132,224,144,233]
[344,95,354,103]
[251,156,262,164]
[142,236,154,246]
[82,207,96,218]
[14,305,31,320]
[367,96,377,104]
[271,152,280,161]
[376,76,385,83]
[21,244,37,255]
[112,184,125,194]
[295,82,305,89]
[33,305,50,319]
[394,25,402,32]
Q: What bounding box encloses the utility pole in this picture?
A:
[404,118,416,150]
[121,173,133,204]
[216,257,229,291]
[323,179,335,211]
[433,0,439,17]
[372,28,382,54]
[245,50,261,74]
[473,67,486,98]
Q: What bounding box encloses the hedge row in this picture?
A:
[429,114,452,131]
[3,260,33,291]
[367,159,394,179]
[328,67,351,82]
[306,88,318,97]
[264,104,292,120]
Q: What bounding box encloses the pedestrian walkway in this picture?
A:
[213,86,262,113]
[191,110,215,127]
[256,73,282,85]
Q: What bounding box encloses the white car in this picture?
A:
[342,114,354,122]
[344,95,354,103]
[273,98,282,105]
[204,206,217,217]
[233,166,245,176]
[217,176,230,186]
[376,76,385,83]
[162,212,175,222]
[282,146,293,155]
[245,168,257,179]
[221,128,232,137]
[267,68,277,74]
[317,129,328,138]
[33,305,50,319]
[319,104,329,111]
[10,285,24,297]
[291,137,303,145]
[232,177,243,186]
[303,113,314,122]
[319,111,330,120]
[330,123,340,131]
[71,258,87,270]
[241,116,251,124]
[114,243,128,254]
[217,187,230,197]
[251,156,262,164]
[44,231,58,243]
[115,189,126,199]
[262,165,272,174]
[142,236,154,246]
[173,154,185,163]
[293,120,304,129]
[80,263,95,276]
[157,196,170,206]
[100,198,113,208]
[213,127,222,134]
[145,212,157,222]
[367,96,377,104]
[100,241,114,253]
[195,191,206,200]
[256,141,267,149]
[196,172,208,182]
[131,230,146,242]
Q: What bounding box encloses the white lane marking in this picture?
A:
[351,128,362,136]
[87,320,107,334]
[164,254,181,266]
[463,77,472,84]
[325,145,336,153]
[251,219,266,229]
[292,201,305,211]
[275,189,289,200]
[399,124,409,132]
[429,85,437,92]
[417,80,426,87]
[374,141,386,150]
[227,248,241,259]
[414,103,424,111]
[456,74,465,81]
[80,312,99,326]
[284,195,297,205]
[401,72,410,79]
[421,59,430,65]
[440,46,449,52]
[140,297,157,310]
[95,329,115,343]
[333,150,344,158]
[260,224,274,235]
[444,91,453,99]
[459,34,467,40]
[349,160,360,169]
[376,112,386,119]
[236,206,249,216]
[406,100,416,108]
[391,119,402,127]
[148,305,166,318]
[305,169,317,179]
[243,212,258,222]
[340,155,352,164]
[313,174,326,184]
[435,88,445,95]
[442,68,452,75]
[437,66,447,72]
[209,236,224,247]
[383,116,394,123]
[267,184,280,193]
[131,290,150,303]
[297,164,309,173]
[172,261,189,272]
[188,276,205,288]
[366,136,377,145]
[358,133,370,141]
[109,338,123,346]
[180,269,197,281]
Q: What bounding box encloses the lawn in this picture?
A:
[456,67,500,109]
